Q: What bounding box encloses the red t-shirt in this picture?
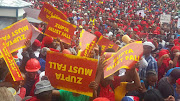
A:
[99,76,120,101]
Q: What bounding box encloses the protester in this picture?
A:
[158,69,180,99]
[139,41,158,80]
[24,58,41,96]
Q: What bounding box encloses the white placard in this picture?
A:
[160,14,171,24]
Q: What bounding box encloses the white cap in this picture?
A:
[72,11,76,14]
[84,13,88,15]
[143,41,155,51]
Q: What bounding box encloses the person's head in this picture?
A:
[169,69,180,84]
[0,87,15,101]
[171,46,180,56]
[146,71,158,86]
[32,39,41,51]
[42,36,58,49]
[93,97,110,101]
[144,89,164,101]
[143,41,155,56]
[176,78,180,94]
[25,58,41,79]
[35,80,54,101]
[40,47,50,59]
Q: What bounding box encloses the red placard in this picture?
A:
[45,16,76,44]
[0,18,32,57]
[38,2,67,23]
[104,41,143,78]
[97,36,119,55]
[77,30,97,57]
[0,39,23,81]
[45,51,98,97]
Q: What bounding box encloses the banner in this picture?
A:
[160,14,171,24]
[0,18,32,57]
[45,16,76,44]
[45,51,98,97]
[0,39,23,81]
[104,41,143,78]
[97,36,119,55]
[77,30,97,57]
[38,2,67,23]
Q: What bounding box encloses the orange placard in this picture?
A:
[77,30,97,57]
[38,2,67,23]
[97,36,119,55]
[0,18,32,57]
[104,41,143,78]
[45,16,76,44]
[45,51,98,97]
[0,39,23,81]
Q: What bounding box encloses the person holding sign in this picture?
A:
[51,55,106,101]
[96,48,141,101]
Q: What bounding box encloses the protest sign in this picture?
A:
[97,36,119,55]
[45,16,76,44]
[136,10,145,18]
[160,14,171,24]
[45,51,98,97]
[38,2,67,23]
[177,18,180,28]
[0,39,23,81]
[104,41,143,78]
[0,18,32,57]
[78,30,97,57]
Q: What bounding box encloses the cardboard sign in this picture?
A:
[97,36,119,55]
[0,39,23,81]
[177,18,180,28]
[45,16,76,44]
[45,51,98,97]
[78,30,97,57]
[38,2,67,23]
[0,18,32,56]
[30,24,42,44]
[104,41,143,78]
[160,14,171,24]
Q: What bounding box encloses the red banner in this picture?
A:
[97,36,119,55]
[38,2,67,23]
[0,39,23,81]
[77,30,97,57]
[45,51,98,97]
[104,41,143,78]
[45,16,76,44]
[0,18,32,57]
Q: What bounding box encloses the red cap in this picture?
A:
[133,28,138,32]
[43,36,53,46]
[116,34,120,37]
[112,18,115,21]
[33,39,41,47]
[93,97,110,101]
[94,31,102,38]
[177,78,180,85]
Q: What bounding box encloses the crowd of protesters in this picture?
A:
[0,0,180,101]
